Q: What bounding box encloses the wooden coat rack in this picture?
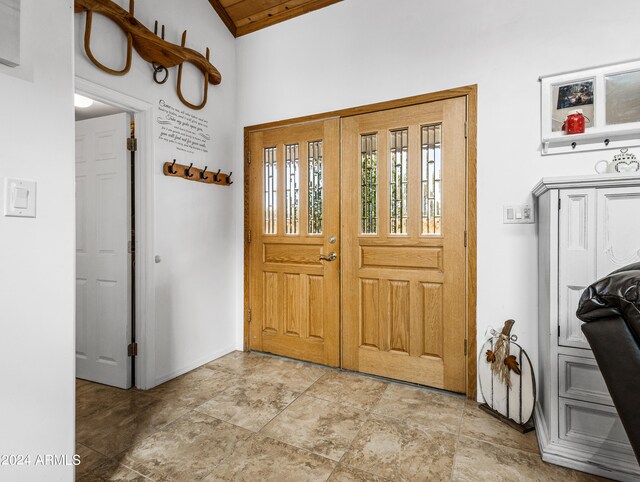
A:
[74,0,221,110]
[163,160,233,186]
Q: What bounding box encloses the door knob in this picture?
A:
[319,251,337,262]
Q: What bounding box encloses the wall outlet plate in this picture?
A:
[503,204,534,224]
[4,178,37,218]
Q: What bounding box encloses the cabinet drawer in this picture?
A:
[559,398,633,456]
[558,354,612,406]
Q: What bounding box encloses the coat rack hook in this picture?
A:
[200,166,209,180]
[185,162,194,178]
[227,171,233,185]
[168,159,177,174]
[213,169,221,182]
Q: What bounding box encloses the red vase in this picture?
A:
[563,112,586,134]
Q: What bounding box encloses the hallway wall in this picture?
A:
[0,1,75,480]
[234,0,640,391]
[74,0,238,385]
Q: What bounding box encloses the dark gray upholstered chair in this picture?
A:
[576,262,640,464]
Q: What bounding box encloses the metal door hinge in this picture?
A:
[128,342,138,357]
[128,241,135,254]
[248,308,252,323]
[464,230,468,247]
[558,198,561,210]
[248,151,251,164]
[464,121,468,139]
[248,230,251,244]
[464,339,468,356]
[127,137,138,152]
[558,325,561,337]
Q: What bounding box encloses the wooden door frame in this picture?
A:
[243,85,477,399]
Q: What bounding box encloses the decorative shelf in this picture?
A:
[540,59,640,155]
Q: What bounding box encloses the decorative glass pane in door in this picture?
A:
[390,129,409,235]
[308,140,323,235]
[421,124,442,235]
[264,147,277,234]
[360,134,378,235]
[285,144,300,235]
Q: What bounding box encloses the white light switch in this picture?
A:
[4,178,37,218]
[503,204,535,224]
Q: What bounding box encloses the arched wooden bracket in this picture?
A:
[163,161,232,186]
[75,0,222,110]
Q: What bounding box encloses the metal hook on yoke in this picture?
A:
[151,21,169,84]
[185,163,194,178]
[168,159,178,174]
[200,166,209,180]
[176,31,209,110]
[213,169,221,182]
[227,172,233,185]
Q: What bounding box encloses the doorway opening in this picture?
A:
[74,78,155,390]
[75,95,136,388]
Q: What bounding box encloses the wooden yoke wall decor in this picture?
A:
[75,0,222,110]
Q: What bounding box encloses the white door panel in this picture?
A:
[75,113,131,389]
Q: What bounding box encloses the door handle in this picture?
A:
[319,251,337,262]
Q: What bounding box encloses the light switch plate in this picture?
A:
[4,178,37,218]
[503,204,534,224]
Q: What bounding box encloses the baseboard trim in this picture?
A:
[152,346,237,388]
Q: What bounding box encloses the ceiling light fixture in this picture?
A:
[74,94,94,108]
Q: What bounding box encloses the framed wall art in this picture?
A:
[540,59,640,155]
[0,0,20,67]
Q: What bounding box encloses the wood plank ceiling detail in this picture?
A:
[208,0,342,37]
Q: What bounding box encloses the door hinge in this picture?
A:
[464,121,468,139]
[558,198,561,210]
[248,151,251,164]
[127,137,138,152]
[464,230,468,247]
[248,230,251,244]
[558,325,561,337]
[128,240,135,254]
[248,308,252,323]
[127,342,138,357]
[464,339,468,356]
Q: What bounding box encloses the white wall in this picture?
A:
[0,1,75,480]
[74,0,238,385]
[234,0,640,391]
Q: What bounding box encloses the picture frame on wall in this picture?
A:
[551,79,595,133]
[540,59,640,155]
[0,0,20,68]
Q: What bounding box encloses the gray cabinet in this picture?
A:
[533,174,640,481]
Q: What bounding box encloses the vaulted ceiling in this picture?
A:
[208,0,342,37]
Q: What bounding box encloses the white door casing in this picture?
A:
[75,112,131,389]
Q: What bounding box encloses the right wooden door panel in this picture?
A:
[341,98,467,392]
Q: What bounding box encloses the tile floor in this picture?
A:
[76,351,605,481]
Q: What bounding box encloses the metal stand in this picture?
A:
[479,403,535,434]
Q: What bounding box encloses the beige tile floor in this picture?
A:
[76,351,605,481]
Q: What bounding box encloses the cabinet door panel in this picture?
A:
[558,189,596,350]
[597,187,640,277]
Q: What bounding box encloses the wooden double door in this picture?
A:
[247,96,468,393]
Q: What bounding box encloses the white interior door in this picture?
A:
[75,112,131,389]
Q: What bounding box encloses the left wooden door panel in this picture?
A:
[248,119,340,366]
[76,113,132,389]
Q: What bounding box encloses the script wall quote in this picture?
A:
[157,99,210,154]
